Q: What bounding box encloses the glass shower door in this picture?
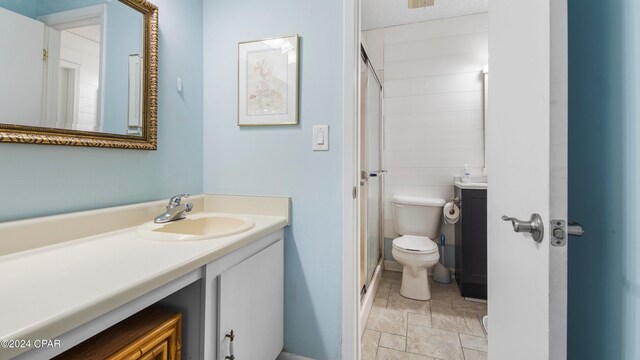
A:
[364,58,383,285]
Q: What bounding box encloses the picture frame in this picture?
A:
[238,34,299,126]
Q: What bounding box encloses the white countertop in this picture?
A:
[0,212,287,356]
[454,175,488,190]
[454,181,488,190]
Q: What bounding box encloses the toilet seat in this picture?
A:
[392,235,438,254]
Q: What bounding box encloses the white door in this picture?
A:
[487,0,568,359]
[0,8,44,126]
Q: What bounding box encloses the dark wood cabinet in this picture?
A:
[454,187,487,299]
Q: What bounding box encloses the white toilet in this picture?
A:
[391,195,445,300]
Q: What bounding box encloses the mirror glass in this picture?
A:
[0,0,145,136]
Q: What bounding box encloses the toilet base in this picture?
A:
[400,266,431,301]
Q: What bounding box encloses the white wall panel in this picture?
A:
[386,167,484,186]
[385,53,488,80]
[383,13,489,44]
[385,110,483,131]
[385,32,488,62]
[384,149,484,168]
[385,91,483,114]
[385,128,484,150]
[385,72,484,98]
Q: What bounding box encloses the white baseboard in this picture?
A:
[277,351,314,360]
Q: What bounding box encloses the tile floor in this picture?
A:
[362,271,488,360]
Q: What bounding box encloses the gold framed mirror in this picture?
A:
[0,0,158,150]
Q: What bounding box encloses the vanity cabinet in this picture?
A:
[202,232,285,360]
[54,307,181,360]
[454,187,488,300]
[218,240,284,360]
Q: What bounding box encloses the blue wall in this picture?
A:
[568,0,640,358]
[202,1,344,358]
[0,0,204,222]
[101,1,144,134]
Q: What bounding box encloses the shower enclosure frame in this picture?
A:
[358,40,385,327]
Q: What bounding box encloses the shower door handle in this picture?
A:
[368,170,387,177]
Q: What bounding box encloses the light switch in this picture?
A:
[313,125,329,151]
[316,129,325,145]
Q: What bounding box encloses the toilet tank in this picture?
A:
[392,196,446,239]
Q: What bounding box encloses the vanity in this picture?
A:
[0,1,288,358]
[454,178,488,300]
[0,195,290,360]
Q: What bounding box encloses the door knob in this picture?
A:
[502,213,544,243]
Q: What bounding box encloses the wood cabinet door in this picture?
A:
[218,240,284,360]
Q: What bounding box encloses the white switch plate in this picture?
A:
[312,125,329,151]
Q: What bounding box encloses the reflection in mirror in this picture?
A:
[0,0,146,137]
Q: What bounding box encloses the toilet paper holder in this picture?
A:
[448,197,461,214]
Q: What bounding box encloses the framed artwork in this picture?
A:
[238,35,299,126]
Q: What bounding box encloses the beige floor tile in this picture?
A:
[459,334,488,352]
[451,298,487,316]
[430,299,454,311]
[376,346,434,360]
[429,283,462,301]
[362,330,381,360]
[388,291,431,315]
[462,348,488,360]
[380,332,406,351]
[431,306,484,337]
[366,307,408,336]
[374,298,388,308]
[406,325,464,360]
[377,284,391,299]
[407,312,432,328]
[391,282,402,292]
[462,312,485,337]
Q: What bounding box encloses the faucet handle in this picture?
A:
[168,194,190,209]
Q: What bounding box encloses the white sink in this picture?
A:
[136,213,256,241]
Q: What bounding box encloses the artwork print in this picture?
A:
[238,35,299,125]
[246,49,288,116]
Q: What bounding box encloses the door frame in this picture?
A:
[548,0,569,357]
[38,4,107,131]
[342,0,361,358]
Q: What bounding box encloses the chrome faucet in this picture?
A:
[154,194,193,224]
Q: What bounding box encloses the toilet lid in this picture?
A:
[393,235,438,253]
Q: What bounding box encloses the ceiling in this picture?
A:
[362,0,488,30]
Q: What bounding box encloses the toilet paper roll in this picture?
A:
[443,202,460,224]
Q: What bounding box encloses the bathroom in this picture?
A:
[357,1,489,359]
[0,1,638,360]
